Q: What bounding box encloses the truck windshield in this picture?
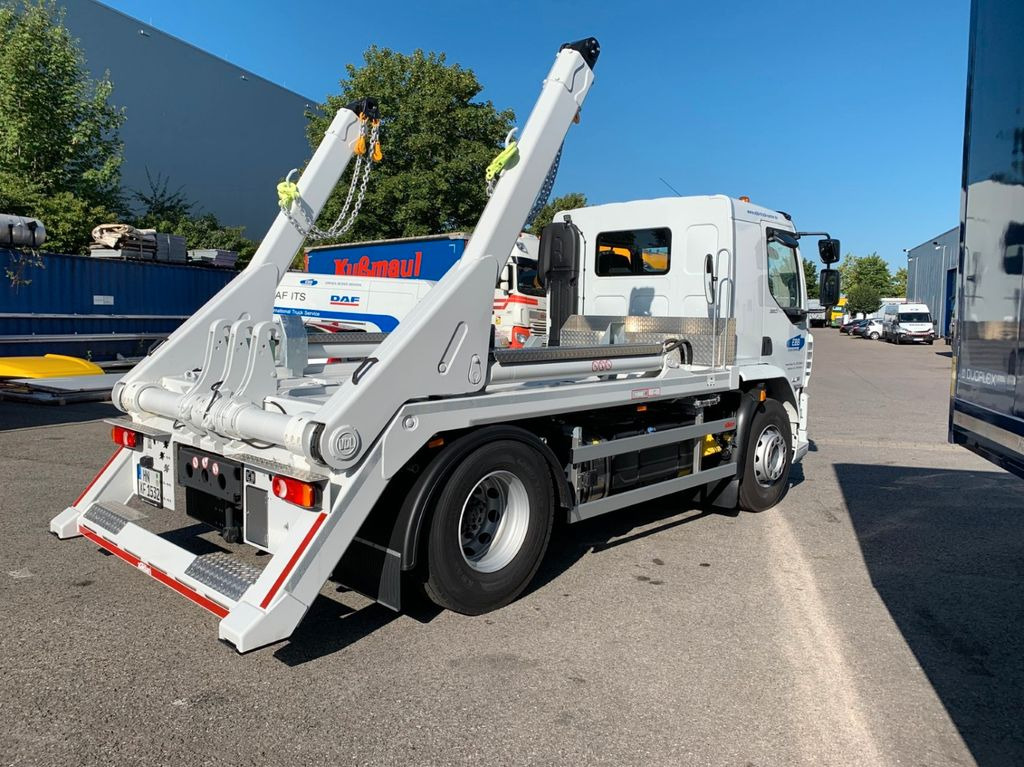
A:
[516,258,545,297]
[899,313,931,323]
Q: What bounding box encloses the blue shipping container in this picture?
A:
[305,235,467,280]
[0,249,236,360]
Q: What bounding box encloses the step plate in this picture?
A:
[82,503,132,535]
[184,552,263,602]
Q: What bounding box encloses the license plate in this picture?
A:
[137,465,163,507]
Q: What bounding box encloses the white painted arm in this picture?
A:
[115,104,369,411]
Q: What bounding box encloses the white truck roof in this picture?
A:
[558,195,793,230]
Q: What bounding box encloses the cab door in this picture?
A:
[762,225,808,387]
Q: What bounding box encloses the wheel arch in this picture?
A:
[739,367,800,425]
[397,424,570,572]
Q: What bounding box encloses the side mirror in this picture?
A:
[703,252,716,304]
[819,238,841,264]
[819,268,840,306]
[497,264,512,293]
[538,219,580,287]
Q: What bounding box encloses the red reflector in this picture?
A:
[724,420,736,429]
[272,475,318,508]
[111,425,139,449]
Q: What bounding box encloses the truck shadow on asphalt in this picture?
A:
[274,469,808,666]
[835,463,1024,767]
[274,597,403,666]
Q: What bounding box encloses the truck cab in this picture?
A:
[560,195,814,460]
[493,236,547,347]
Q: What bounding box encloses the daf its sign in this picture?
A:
[786,335,806,351]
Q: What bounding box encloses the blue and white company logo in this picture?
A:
[786,334,806,351]
[299,278,318,286]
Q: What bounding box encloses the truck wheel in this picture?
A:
[738,399,792,512]
[423,440,554,614]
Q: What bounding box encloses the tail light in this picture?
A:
[272,475,319,508]
[111,425,139,449]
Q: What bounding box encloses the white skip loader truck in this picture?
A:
[51,38,841,651]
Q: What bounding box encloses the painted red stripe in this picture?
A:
[74,447,123,506]
[79,525,229,618]
[505,295,539,306]
[493,295,540,310]
[260,513,327,609]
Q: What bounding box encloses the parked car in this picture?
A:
[840,319,865,334]
[853,318,884,340]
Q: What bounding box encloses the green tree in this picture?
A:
[131,170,192,227]
[803,258,819,299]
[526,192,587,235]
[839,252,892,300]
[890,266,907,297]
[0,0,124,253]
[846,282,882,316]
[307,47,515,242]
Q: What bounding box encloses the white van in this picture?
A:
[883,302,935,344]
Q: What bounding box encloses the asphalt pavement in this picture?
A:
[1,330,1021,766]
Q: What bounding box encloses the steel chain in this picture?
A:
[526,143,562,227]
[486,138,563,229]
[280,120,380,241]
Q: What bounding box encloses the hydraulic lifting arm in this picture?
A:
[112,101,373,422]
[112,39,600,472]
[312,38,599,470]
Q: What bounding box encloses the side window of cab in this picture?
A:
[766,228,802,312]
[596,228,671,276]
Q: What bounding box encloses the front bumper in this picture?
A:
[898,331,934,342]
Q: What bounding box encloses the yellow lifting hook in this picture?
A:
[276,169,301,209]
[486,141,519,182]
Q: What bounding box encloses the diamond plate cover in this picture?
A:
[83,503,130,535]
[184,552,263,602]
[558,315,736,367]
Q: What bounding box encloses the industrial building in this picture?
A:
[905,225,958,338]
[61,0,315,237]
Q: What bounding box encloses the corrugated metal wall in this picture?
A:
[62,0,313,236]
[905,226,959,337]
[0,250,235,360]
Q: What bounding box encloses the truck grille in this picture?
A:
[529,308,547,339]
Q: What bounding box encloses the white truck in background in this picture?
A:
[806,299,827,328]
[280,233,546,347]
[50,38,842,651]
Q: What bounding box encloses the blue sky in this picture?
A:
[100,0,969,268]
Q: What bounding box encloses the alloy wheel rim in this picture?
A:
[458,470,530,573]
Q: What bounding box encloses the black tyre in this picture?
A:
[738,399,793,512]
[423,440,554,614]
[869,331,880,340]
